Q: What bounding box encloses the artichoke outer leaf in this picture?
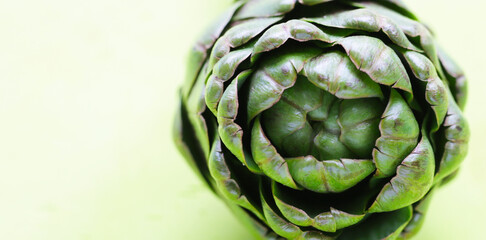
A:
[208,138,264,220]
[371,0,418,20]
[208,17,282,72]
[173,97,215,190]
[186,73,212,158]
[305,8,420,51]
[260,185,303,239]
[368,133,435,213]
[302,50,383,99]
[400,188,435,239]
[182,2,243,98]
[173,100,196,170]
[434,92,470,184]
[224,200,283,240]
[437,45,468,110]
[205,48,252,115]
[206,69,252,118]
[213,47,252,82]
[299,231,337,240]
[355,2,444,78]
[286,156,375,193]
[272,184,365,232]
[205,75,224,116]
[252,20,335,55]
[205,70,253,116]
[331,208,366,231]
[233,0,296,20]
[251,117,299,189]
[273,194,315,228]
[260,185,338,240]
[402,50,448,130]
[217,77,262,173]
[400,212,424,240]
[337,36,412,93]
[373,89,420,178]
[299,0,335,6]
[339,206,413,240]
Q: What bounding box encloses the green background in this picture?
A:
[0,0,484,239]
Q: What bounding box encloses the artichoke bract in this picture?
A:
[174,0,469,239]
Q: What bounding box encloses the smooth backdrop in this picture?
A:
[0,0,484,239]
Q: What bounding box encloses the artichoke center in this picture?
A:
[261,76,385,160]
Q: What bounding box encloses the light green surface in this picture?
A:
[0,0,484,239]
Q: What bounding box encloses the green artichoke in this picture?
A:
[174,0,470,239]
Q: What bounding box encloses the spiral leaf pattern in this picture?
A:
[174,0,469,239]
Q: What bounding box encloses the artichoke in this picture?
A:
[174,0,470,239]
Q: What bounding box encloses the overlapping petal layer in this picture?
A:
[174,0,469,239]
